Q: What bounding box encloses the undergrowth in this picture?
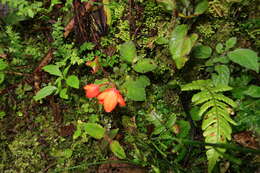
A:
[0,0,259,173]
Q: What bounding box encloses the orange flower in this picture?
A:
[83,84,100,98]
[97,88,126,112]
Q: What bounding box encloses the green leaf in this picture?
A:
[212,56,230,64]
[176,120,191,138]
[84,123,105,139]
[0,59,8,70]
[216,43,224,54]
[136,75,150,87]
[155,36,169,45]
[43,65,62,77]
[169,25,197,69]
[34,86,57,101]
[157,0,176,12]
[73,126,82,140]
[126,83,146,101]
[66,75,79,89]
[27,9,34,18]
[192,45,212,59]
[110,140,126,159]
[244,85,260,98]
[80,42,95,52]
[0,72,4,84]
[59,88,69,99]
[0,111,6,119]
[212,65,230,86]
[133,59,157,73]
[124,76,150,101]
[169,24,189,57]
[207,148,221,173]
[227,49,259,73]
[194,0,209,15]
[190,106,201,121]
[119,41,137,64]
[225,37,237,50]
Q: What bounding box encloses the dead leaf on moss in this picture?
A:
[233,131,259,149]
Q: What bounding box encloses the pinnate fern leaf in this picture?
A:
[181,80,237,173]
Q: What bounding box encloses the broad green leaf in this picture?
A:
[84,123,105,139]
[0,59,8,70]
[190,106,201,121]
[73,126,82,140]
[0,72,4,84]
[155,36,169,45]
[133,59,157,73]
[66,75,79,89]
[34,86,57,101]
[43,65,62,77]
[169,25,189,58]
[108,128,119,139]
[212,56,230,64]
[225,37,237,50]
[192,45,212,59]
[194,0,209,15]
[136,75,150,87]
[227,49,259,73]
[169,25,197,69]
[126,83,146,101]
[59,88,68,99]
[110,140,126,159]
[124,77,150,101]
[157,0,176,12]
[181,37,192,56]
[216,43,224,54]
[212,65,230,86]
[119,41,137,64]
[244,85,260,98]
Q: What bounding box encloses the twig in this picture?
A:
[128,0,135,39]
[5,71,31,77]
[33,49,54,92]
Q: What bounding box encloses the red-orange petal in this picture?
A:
[97,89,110,101]
[117,92,126,107]
[83,84,100,98]
[103,89,118,112]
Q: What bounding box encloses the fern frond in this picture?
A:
[213,93,237,108]
[181,80,236,173]
[181,79,211,91]
[211,85,233,92]
[199,100,215,116]
[192,91,211,104]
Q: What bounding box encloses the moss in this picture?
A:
[208,0,230,18]
[6,131,45,172]
[196,23,216,39]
